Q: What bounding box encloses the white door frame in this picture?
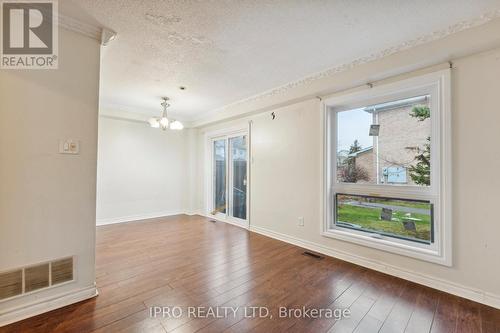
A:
[205,124,250,229]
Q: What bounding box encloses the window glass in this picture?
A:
[337,95,431,186]
[213,139,226,214]
[230,136,247,220]
[335,194,432,243]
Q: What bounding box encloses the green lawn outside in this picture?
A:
[336,204,431,242]
[370,198,430,210]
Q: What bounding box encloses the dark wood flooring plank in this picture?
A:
[404,286,439,333]
[226,259,360,333]
[373,277,421,333]
[430,292,459,333]
[455,298,481,333]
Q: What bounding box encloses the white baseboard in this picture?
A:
[0,285,98,327]
[184,210,203,216]
[198,213,249,229]
[249,225,500,310]
[96,211,184,226]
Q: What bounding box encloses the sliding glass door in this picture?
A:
[213,139,227,214]
[211,132,248,225]
[229,136,247,220]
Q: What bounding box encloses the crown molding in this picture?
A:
[57,14,116,45]
[193,9,500,125]
[15,3,110,43]
[100,103,194,128]
[58,14,101,40]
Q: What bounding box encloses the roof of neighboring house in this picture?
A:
[363,95,429,113]
[348,146,373,157]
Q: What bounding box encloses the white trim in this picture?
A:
[322,69,452,266]
[58,14,117,45]
[248,225,500,310]
[58,14,102,41]
[204,125,250,140]
[96,211,184,226]
[204,125,251,229]
[184,210,203,216]
[99,104,193,126]
[97,211,250,230]
[321,229,444,265]
[0,285,98,327]
[1,3,107,42]
[200,213,249,230]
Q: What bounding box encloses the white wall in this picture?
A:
[96,116,195,225]
[195,25,500,308]
[0,29,101,323]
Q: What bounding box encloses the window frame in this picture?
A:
[205,125,250,229]
[322,70,452,266]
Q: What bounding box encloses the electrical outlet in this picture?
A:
[298,217,304,226]
[59,140,80,154]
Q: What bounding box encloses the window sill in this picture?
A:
[322,228,450,266]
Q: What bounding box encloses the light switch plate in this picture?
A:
[298,217,304,226]
[59,140,80,154]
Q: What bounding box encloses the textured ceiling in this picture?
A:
[65,0,500,121]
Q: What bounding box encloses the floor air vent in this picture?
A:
[0,256,74,301]
[303,251,324,260]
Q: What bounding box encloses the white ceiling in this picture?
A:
[65,0,500,121]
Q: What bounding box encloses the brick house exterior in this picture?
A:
[347,147,375,184]
[339,95,431,186]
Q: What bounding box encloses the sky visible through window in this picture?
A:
[337,108,372,152]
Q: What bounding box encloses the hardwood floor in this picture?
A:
[2,215,499,332]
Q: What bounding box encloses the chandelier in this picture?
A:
[148,97,184,130]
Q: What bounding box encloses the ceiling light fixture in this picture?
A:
[148,97,183,130]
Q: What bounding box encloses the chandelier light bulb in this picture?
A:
[170,120,184,130]
[148,117,160,128]
[159,117,169,128]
